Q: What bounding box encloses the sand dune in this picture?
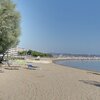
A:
[0,62,100,100]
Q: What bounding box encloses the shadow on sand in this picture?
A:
[24,67,36,70]
[79,80,100,87]
[0,70,4,73]
[87,72,100,75]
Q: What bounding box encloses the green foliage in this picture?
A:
[31,51,52,57]
[18,50,53,57]
[30,50,52,57]
[27,49,33,55]
[0,0,21,55]
[18,51,27,56]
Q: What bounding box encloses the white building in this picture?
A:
[7,47,26,57]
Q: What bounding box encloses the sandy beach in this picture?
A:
[0,60,100,100]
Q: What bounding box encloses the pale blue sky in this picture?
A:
[13,0,100,54]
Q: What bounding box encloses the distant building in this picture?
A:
[7,47,26,57]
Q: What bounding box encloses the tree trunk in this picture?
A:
[0,53,10,67]
[6,53,10,67]
[0,53,5,64]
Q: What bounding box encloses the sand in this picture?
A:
[0,60,100,100]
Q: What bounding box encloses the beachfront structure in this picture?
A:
[7,47,26,57]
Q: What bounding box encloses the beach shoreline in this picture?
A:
[0,59,100,100]
[53,59,100,73]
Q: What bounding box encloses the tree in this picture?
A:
[27,50,33,55]
[18,51,27,56]
[0,0,21,63]
[26,50,53,57]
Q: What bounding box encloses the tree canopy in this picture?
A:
[18,50,53,57]
[0,0,21,61]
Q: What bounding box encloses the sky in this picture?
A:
[13,0,100,54]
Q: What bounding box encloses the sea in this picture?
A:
[55,60,100,72]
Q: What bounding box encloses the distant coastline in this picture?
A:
[54,56,100,60]
[52,53,100,58]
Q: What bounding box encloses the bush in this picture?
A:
[18,50,53,57]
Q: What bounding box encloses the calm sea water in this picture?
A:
[55,60,100,72]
